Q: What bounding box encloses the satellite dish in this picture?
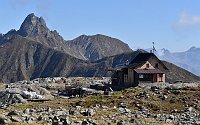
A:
[125,60,129,65]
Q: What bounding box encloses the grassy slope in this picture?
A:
[2,85,199,124]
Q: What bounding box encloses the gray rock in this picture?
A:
[118,107,132,114]
[82,120,89,125]
[37,115,44,121]
[86,118,97,125]
[124,108,131,114]
[0,115,10,124]
[23,108,30,114]
[55,110,66,116]
[138,106,148,113]
[13,94,27,103]
[169,115,175,120]
[60,117,71,125]
[86,108,95,116]
[187,107,193,112]
[159,94,168,100]
[118,107,125,114]
[69,109,76,115]
[47,107,52,112]
[119,103,127,108]
[117,120,126,125]
[81,108,95,116]
[7,110,21,116]
[151,86,160,92]
[26,116,35,123]
[53,116,60,121]
[6,88,21,94]
[10,116,22,122]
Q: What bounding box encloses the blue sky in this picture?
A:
[1,0,200,52]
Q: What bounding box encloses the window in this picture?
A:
[146,64,150,68]
[138,74,153,82]
[124,74,128,83]
[139,74,144,78]
[155,63,158,68]
[159,74,163,82]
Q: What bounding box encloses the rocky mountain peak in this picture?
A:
[68,34,133,62]
[0,29,17,45]
[160,48,170,55]
[18,13,49,36]
[6,29,17,35]
[187,46,198,52]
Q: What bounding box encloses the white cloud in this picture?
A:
[175,11,200,28]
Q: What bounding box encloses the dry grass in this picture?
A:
[7,86,199,113]
[3,86,199,125]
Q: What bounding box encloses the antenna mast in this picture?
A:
[152,42,156,53]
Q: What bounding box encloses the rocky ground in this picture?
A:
[0,78,199,125]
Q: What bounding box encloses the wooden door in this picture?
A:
[153,74,157,83]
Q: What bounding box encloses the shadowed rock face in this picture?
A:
[0,36,86,83]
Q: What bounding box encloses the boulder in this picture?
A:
[86,108,95,116]
[10,116,22,122]
[81,108,95,116]
[82,120,89,125]
[7,110,21,116]
[14,94,27,103]
[117,120,127,125]
[119,103,127,108]
[60,117,71,125]
[0,115,10,124]
[21,91,43,99]
[151,86,160,92]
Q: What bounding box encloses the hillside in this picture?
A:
[0,35,86,83]
[163,61,200,82]
[67,34,133,62]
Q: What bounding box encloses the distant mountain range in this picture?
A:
[146,47,200,76]
[0,13,199,83]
